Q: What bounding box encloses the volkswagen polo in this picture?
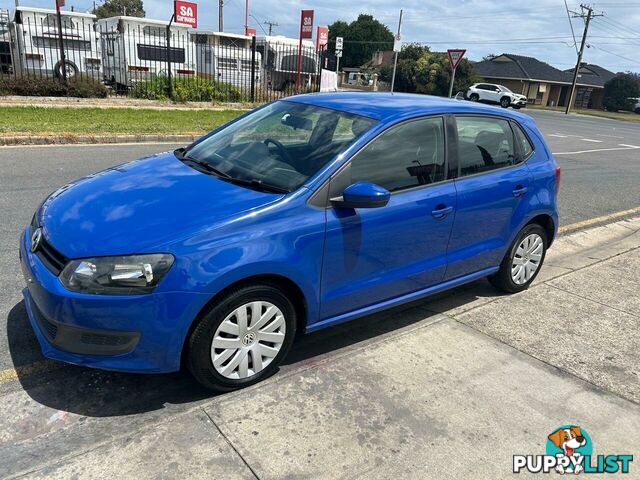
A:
[20,92,559,391]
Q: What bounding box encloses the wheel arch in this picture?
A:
[180,273,308,367]
[526,213,556,246]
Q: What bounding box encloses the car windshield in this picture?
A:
[179,101,377,193]
[500,85,512,93]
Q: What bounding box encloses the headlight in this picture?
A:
[60,254,174,295]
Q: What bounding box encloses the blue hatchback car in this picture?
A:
[20,92,560,391]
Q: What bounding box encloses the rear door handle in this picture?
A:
[431,205,453,219]
[512,185,528,197]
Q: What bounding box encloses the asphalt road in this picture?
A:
[0,109,638,477]
[526,108,640,224]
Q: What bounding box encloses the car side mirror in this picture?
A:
[331,182,390,209]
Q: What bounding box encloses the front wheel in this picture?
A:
[187,284,297,391]
[489,224,547,293]
[500,96,511,108]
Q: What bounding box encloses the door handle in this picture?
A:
[431,205,453,219]
[512,185,528,197]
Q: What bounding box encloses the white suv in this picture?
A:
[466,83,527,109]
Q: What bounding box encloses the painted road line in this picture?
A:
[0,359,62,383]
[558,206,640,234]
[554,144,640,155]
[0,209,638,386]
[548,134,568,138]
[596,133,625,139]
[581,138,603,143]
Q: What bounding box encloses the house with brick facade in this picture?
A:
[473,53,615,109]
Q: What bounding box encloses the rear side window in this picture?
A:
[350,117,446,192]
[456,116,517,177]
[512,122,534,159]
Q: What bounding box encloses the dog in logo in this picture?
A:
[548,426,587,474]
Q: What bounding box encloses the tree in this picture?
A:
[603,74,640,112]
[94,0,145,19]
[328,14,393,68]
[379,44,480,96]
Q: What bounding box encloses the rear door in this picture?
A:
[445,115,533,280]
[319,116,457,320]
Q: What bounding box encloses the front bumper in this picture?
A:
[512,98,527,107]
[20,227,208,373]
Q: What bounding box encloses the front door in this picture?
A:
[319,116,456,321]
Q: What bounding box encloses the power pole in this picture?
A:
[244,0,249,36]
[218,0,224,32]
[390,9,403,93]
[565,4,603,114]
[263,20,278,36]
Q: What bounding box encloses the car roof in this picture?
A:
[285,92,532,124]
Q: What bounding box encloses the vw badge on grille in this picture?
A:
[31,227,43,253]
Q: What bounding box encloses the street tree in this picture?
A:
[379,44,480,96]
[328,14,393,68]
[603,74,640,111]
[94,0,145,19]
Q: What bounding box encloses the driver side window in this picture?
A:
[349,117,446,193]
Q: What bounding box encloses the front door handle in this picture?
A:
[431,205,453,219]
[512,185,528,197]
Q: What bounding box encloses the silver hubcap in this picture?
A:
[511,233,543,285]
[211,301,286,380]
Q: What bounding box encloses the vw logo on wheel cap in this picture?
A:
[30,227,43,253]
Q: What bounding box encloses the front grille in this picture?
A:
[31,214,68,276]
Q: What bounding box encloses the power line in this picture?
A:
[565,0,579,54]
[591,44,640,67]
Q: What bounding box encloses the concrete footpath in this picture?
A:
[3,217,639,479]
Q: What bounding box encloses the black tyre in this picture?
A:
[500,96,511,108]
[54,60,78,79]
[489,223,547,293]
[187,283,297,392]
[635,107,640,115]
[469,93,480,102]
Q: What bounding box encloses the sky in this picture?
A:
[2,0,640,73]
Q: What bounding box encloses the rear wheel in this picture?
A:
[500,96,511,108]
[489,224,547,293]
[469,93,480,102]
[187,284,297,391]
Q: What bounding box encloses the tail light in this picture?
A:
[176,69,195,75]
[128,65,150,72]
[555,165,561,195]
[25,53,43,60]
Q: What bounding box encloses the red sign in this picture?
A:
[447,49,466,70]
[316,26,328,49]
[246,27,256,37]
[300,10,314,39]
[174,0,198,28]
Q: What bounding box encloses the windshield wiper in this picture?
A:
[175,148,231,179]
[175,148,288,194]
[225,177,290,194]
